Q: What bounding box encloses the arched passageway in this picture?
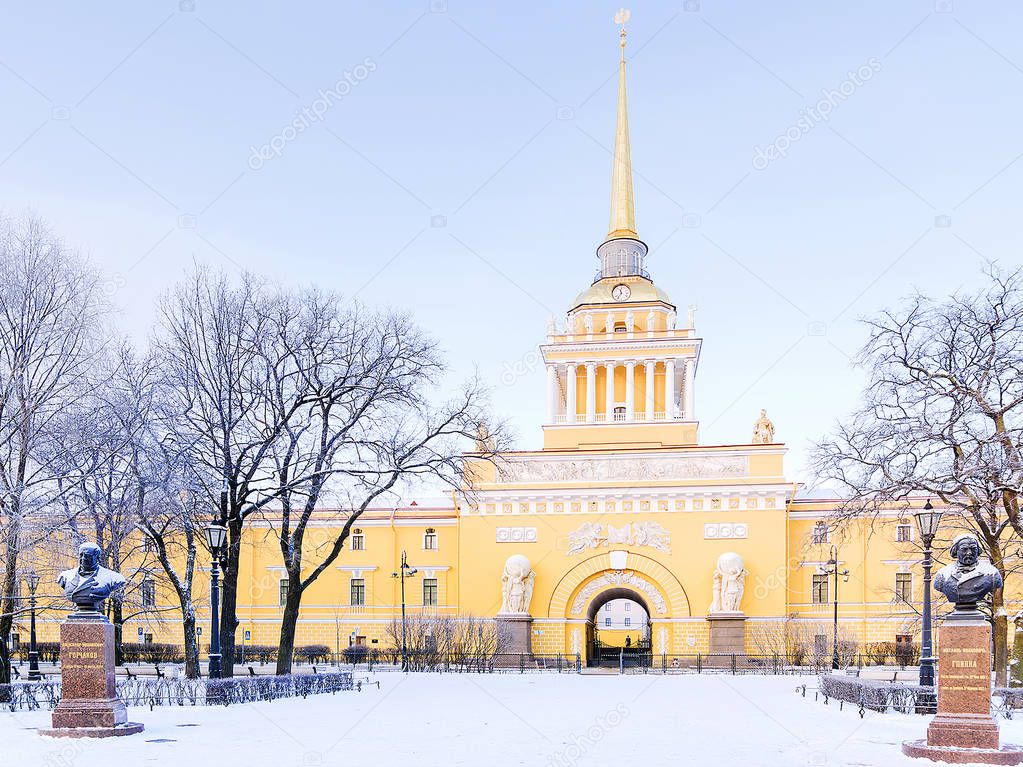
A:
[586,587,652,667]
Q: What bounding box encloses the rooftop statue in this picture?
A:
[933,533,1002,619]
[751,409,775,444]
[57,542,127,619]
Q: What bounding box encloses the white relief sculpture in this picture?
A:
[571,629,580,655]
[687,304,698,329]
[631,521,671,553]
[709,552,747,615]
[496,527,538,543]
[666,309,676,329]
[571,571,667,615]
[583,314,594,334]
[752,409,775,444]
[566,521,670,554]
[607,524,632,546]
[496,455,748,483]
[703,523,748,540]
[566,522,604,554]
[547,315,557,336]
[658,627,668,652]
[605,313,615,333]
[500,554,535,615]
[625,310,635,332]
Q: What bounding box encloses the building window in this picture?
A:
[623,602,631,612]
[605,616,612,627]
[279,578,289,607]
[143,536,155,553]
[812,574,829,604]
[350,529,365,551]
[896,524,912,543]
[350,578,365,606]
[423,528,438,550]
[895,573,912,603]
[423,578,438,606]
[613,406,626,422]
[811,522,830,544]
[11,633,19,651]
[141,580,156,608]
[624,617,631,627]
[143,633,153,644]
[614,323,627,333]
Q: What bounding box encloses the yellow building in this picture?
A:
[15,24,1003,669]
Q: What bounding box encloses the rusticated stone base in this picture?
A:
[40,722,145,739]
[902,739,1023,764]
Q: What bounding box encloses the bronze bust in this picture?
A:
[57,542,127,619]
[933,533,1002,619]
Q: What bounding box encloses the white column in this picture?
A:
[566,364,577,424]
[546,364,558,423]
[664,358,676,419]
[625,361,636,422]
[604,362,615,421]
[684,358,696,420]
[585,363,596,423]
[644,360,655,421]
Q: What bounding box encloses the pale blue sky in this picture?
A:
[2,1,1021,479]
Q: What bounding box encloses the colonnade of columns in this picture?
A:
[546,358,696,424]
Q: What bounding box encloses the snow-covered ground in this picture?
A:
[5,674,1021,766]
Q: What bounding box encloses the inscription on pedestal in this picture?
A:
[936,623,992,717]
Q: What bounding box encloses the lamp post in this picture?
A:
[204,511,228,679]
[25,571,40,681]
[915,500,943,698]
[823,546,850,670]
[391,550,417,671]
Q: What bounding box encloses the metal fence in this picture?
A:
[0,671,354,712]
[342,652,823,675]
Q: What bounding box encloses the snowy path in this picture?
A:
[4,674,1020,766]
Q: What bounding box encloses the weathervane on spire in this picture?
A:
[614,8,630,61]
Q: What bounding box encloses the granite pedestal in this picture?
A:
[39,617,143,738]
[707,613,746,655]
[494,614,532,668]
[903,619,1022,764]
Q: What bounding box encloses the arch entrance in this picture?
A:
[547,551,691,665]
[586,587,651,668]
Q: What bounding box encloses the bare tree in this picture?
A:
[261,289,503,674]
[0,214,107,683]
[812,264,1023,684]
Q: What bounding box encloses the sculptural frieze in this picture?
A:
[565,521,670,554]
[495,455,748,484]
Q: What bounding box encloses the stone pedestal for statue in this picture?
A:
[903,619,1022,764]
[494,614,533,668]
[39,618,143,738]
[707,613,746,657]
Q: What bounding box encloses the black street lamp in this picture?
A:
[823,546,850,670]
[204,506,228,679]
[915,499,943,700]
[25,571,40,681]
[391,550,417,671]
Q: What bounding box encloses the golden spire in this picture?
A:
[608,8,637,241]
